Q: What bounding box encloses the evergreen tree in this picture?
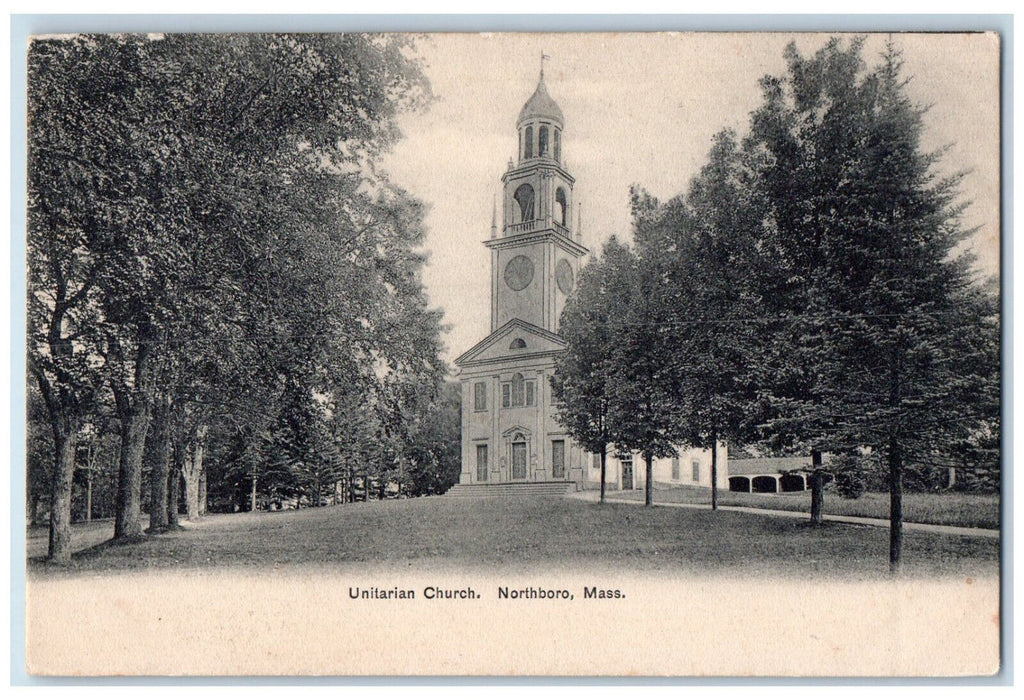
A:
[553,237,633,503]
[745,38,1000,571]
[607,205,687,507]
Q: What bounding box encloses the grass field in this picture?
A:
[27,494,999,580]
[613,485,1000,529]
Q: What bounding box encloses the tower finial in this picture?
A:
[491,194,498,239]
[540,51,549,79]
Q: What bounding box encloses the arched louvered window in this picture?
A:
[514,184,535,222]
[524,126,533,158]
[555,188,568,227]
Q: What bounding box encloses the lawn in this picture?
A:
[613,485,1000,529]
[27,494,999,580]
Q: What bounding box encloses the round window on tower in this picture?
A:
[504,255,535,291]
[556,259,574,295]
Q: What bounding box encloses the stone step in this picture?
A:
[444,481,578,498]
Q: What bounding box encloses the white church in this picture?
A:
[452,68,727,495]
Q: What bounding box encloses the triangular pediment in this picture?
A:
[454,319,566,367]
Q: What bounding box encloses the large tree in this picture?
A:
[629,131,766,510]
[745,39,1000,571]
[605,212,686,507]
[553,237,634,503]
[27,33,444,558]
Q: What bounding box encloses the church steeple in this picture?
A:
[501,68,574,241]
[486,65,587,334]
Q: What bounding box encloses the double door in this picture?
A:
[511,441,527,480]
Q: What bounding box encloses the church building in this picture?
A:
[453,68,727,494]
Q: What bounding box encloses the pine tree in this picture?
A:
[746,38,1000,572]
[553,237,633,503]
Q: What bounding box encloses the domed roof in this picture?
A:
[517,73,564,126]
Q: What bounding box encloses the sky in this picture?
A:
[380,32,1002,365]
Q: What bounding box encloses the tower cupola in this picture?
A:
[516,70,564,164]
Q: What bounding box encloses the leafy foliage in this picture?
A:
[27,33,449,558]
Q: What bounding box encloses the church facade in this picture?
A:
[454,70,727,492]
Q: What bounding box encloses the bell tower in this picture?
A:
[487,67,588,333]
[454,61,592,491]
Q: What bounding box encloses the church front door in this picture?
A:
[512,441,527,480]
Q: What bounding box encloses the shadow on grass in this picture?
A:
[26,496,999,580]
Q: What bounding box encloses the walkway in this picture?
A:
[568,490,1000,539]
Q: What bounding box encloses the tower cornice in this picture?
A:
[483,228,589,257]
[502,159,575,187]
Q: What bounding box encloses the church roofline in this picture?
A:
[453,318,566,367]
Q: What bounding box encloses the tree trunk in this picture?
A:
[167,449,181,528]
[889,435,903,575]
[810,450,824,525]
[198,468,207,515]
[85,468,93,523]
[113,345,157,540]
[947,467,957,489]
[710,429,718,511]
[147,396,171,532]
[599,447,607,505]
[30,493,41,528]
[84,439,94,522]
[180,427,207,521]
[251,461,258,512]
[48,423,78,564]
[644,452,653,507]
[183,452,199,520]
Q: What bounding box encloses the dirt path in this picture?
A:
[569,491,1001,539]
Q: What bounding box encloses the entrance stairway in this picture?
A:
[444,481,578,498]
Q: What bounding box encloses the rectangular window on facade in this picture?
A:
[592,453,601,471]
[552,440,565,479]
[671,456,680,480]
[692,459,701,482]
[525,380,535,407]
[502,383,511,408]
[474,382,487,411]
[476,444,489,482]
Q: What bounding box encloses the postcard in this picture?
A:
[23,29,1002,677]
